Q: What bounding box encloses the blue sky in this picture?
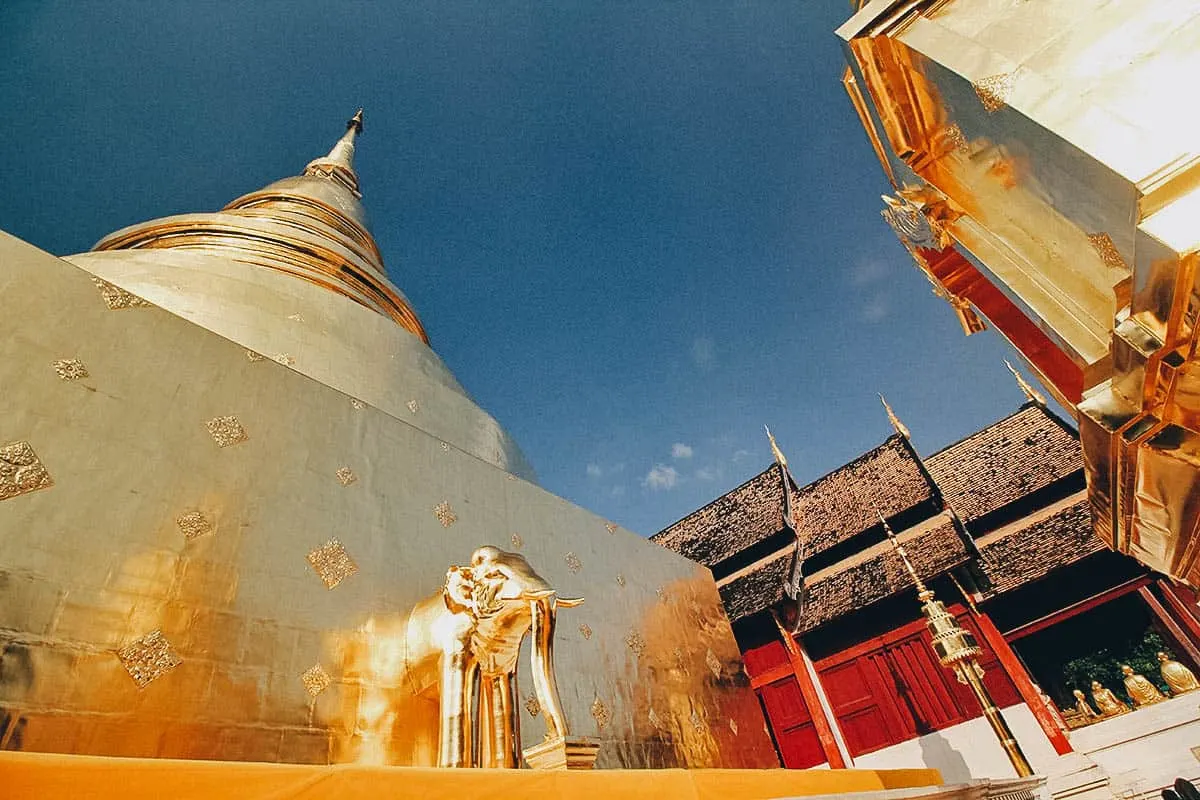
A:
[0,2,1042,536]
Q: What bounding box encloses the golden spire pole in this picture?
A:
[876,508,1033,776]
[879,394,911,439]
[765,425,788,468]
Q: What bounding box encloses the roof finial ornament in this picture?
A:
[304,108,365,196]
[1004,360,1046,406]
[348,107,364,134]
[879,394,911,439]
[764,426,788,469]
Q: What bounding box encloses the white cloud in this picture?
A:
[850,259,889,287]
[586,463,603,478]
[696,466,720,481]
[691,336,716,371]
[861,295,890,322]
[643,464,679,491]
[671,442,693,459]
[732,449,751,463]
[610,485,626,497]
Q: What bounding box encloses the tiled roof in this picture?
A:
[718,550,791,623]
[794,436,936,557]
[925,404,1081,524]
[651,464,785,568]
[795,517,968,632]
[976,498,1101,595]
[717,516,969,627]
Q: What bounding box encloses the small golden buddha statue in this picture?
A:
[1158,652,1200,695]
[1121,664,1166,706]
[1091,680,1129,715]
[1072,689,1100,720]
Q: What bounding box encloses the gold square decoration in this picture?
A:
[564,552,582,574]
[973,72,1014,113]
[705,648,722,680]
[176,511,213,540]
[307,538,359,589]
[578,623,592,640]
[301,664,332,697]
[434,501,457,528]
[625,630,646,657]
[0,441,53,502]
[524,693,541,717]
[335,466,357,487]
[510,533,523,550]
[92,276,151,309]
[205,415,248,447]
[591,698,611,730]
[118,630,181,688]
[52,358,89,380]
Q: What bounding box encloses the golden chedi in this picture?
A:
[1121,665,1166,707]
[1158,652,1200,696]
[1091,681,1130,716]
[0,111,778,769]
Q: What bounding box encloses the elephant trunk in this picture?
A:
[529,596,569,740]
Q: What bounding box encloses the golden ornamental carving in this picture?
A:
[578,623,593,640]
[434,501,457,528]
[524,693,541,718]
[176,511,213,540]
[564,552,582,573]
[625,630,646,657]
[705,648,722,680]
[301,664,332,697]
[689,709,707,734]
[52,358,89,380]
[205,415,248,447]
[1159,652,1200,695]
[336,466,357,487]
[350,398,366,410]
[245,349,266,362]
[509,533,523,550]
[881,191,953,252]
[306,538,359,589]
[92,276,151,309]
[605,522,617,534]
[1087,232,1129,271]
[973,72,1014,113]
[440,441,450,452]
[943,123,968,153]
[729,718,739,735]
[648,707,663,730]
[615,573,626,587]
[0,441,53,502]
[407,399,420,414]
[287,312,304,322]
[655,586,668,602]
[274,353,295,366]
[591,698,611,730]
[118,630,181,688]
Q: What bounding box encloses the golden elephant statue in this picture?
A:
[385,546,584,768]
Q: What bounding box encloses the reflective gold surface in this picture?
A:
[0,221,776,768]
[838,0,1200,587]
[1121,664,1166,707]
[1158,651,1200,695]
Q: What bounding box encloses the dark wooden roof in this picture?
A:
[652,464,785,568]
[976,498,1102,595]
[925,404,1081,524]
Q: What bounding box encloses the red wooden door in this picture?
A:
[742,639,827,768]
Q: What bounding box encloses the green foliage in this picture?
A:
[1060,628,1171,703]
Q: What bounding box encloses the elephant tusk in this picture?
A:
[522,589,556,601]
[555,597,585,608]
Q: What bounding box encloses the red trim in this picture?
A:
[751,663,797,690]
[1004,577,1151,641]
[1158,580,1200,644]
[1139,585,1200,666]
[973,610,1072,754]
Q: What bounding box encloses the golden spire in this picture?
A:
[305,108,365,195]
[879,394,911,439]
[764,426,788,468]
[875,506,932,601]
[1004,360,1046,406]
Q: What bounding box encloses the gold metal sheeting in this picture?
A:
[335,467,357,487]
[307,539,359,589]
[407,399,419,414]
[509,533,523,550]
[205,415,248,448]
[972,72,1014,113]
[51,358,89,380]
[433,501,456,527]
[117,630,181,688]
[578,623,592,640]
[91,276,150,309]
[590,698,610,730]
[0,441,53,502]
[176,511,213,540]
[302,664,332,697]
[564,552,582,573]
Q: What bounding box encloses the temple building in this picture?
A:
[0,113,778,770]
[654,387,1200,795]
[835,0,1200,588]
